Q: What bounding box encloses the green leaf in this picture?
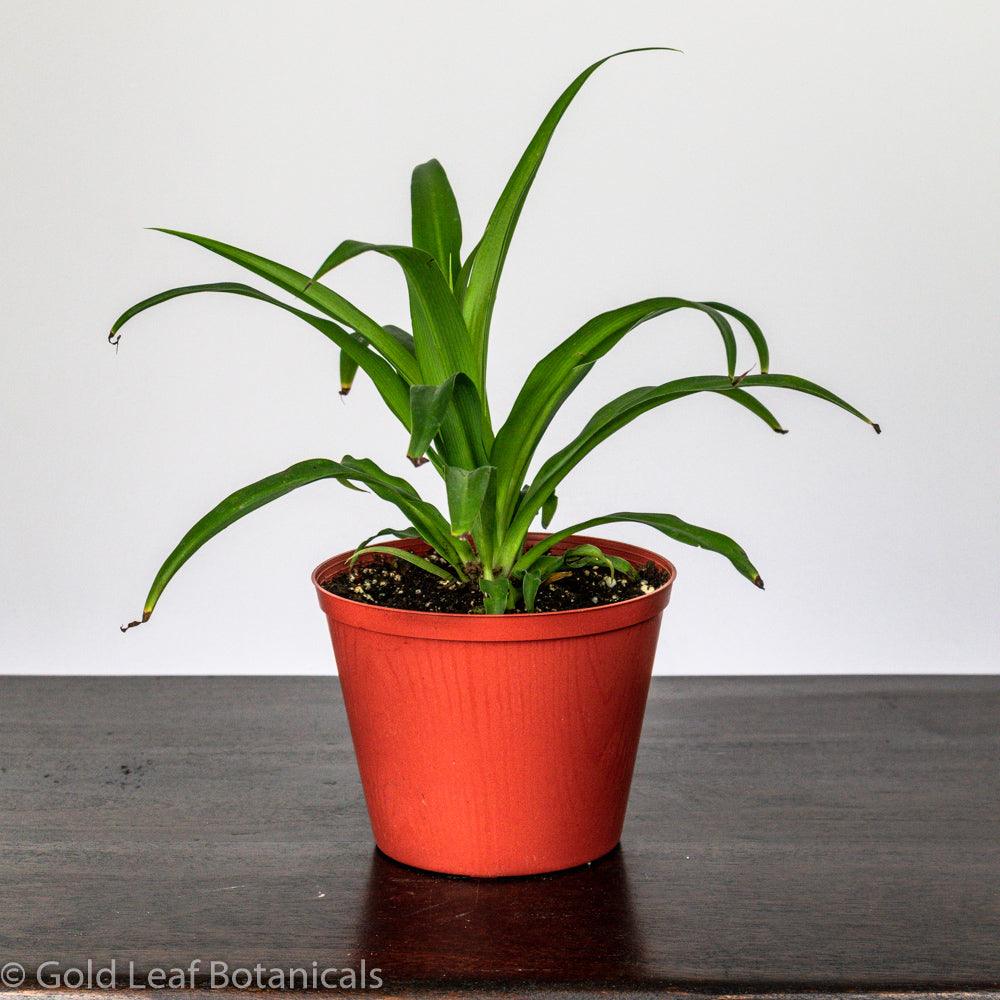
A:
[384,324,416,352]
[562,542,605,562]
[302,239,489,463]
[521,569,542,611]
[532,554,567,580]
[726,387,789,433]
[336,455,468,570]
[737,374,881,433]
[408,377,458,465]
[608,554,638,577]
[479,576,513,614]
[349,545,457,582]
[411,159,463,288]
[490,359,593,525]
[462,47,679,383]
[703,301,770,374]
[108,281,412,427]
[152,230,422,384]
[541,492,558,529]
[501,370,877,566]
[353,526,420,551]
[339,349,359,395]
[120,455,478,629]
[405,372,487,471]
[455,240,479,305]
[341,326,414,397]
[559,544,637,579]
[562,543,613,573]
[302,239,477,388]
[445,465,493,536]
[559,544,632,578]
[120,458,365,630]
[450,371,492,466]
[501,375,785,559]
[515,511,763,588]
[307,239,368,285]
[491,298,738,527]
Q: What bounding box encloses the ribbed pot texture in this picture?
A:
[313,532,675,877]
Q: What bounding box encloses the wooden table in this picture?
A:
[1,677,998,998]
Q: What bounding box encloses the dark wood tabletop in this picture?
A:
[1,676,998,999]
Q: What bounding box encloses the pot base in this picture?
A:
[373,841,625,880]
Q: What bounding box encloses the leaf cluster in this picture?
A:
[112,49,878,626]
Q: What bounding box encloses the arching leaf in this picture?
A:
[462,47,679,379]
[491,298,738,528]
[515,511,763,588]
[108,281,411,426]
[152,230,422,383]
[349,545,457,582]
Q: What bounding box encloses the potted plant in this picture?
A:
[112,48,879,877]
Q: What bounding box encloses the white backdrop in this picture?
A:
[2,0,997,674]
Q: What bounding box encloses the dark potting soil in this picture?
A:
[321,553,670,614]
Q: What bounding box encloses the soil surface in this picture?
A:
[322,553,669,614]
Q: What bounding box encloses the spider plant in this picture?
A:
[113,48,879,624]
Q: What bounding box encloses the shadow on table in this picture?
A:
[347,844,648,987]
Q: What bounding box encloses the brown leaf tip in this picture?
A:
[120,611,150,633]
[872,422,882,434]
[339,385,352,396]
[753,576,765,590]
[407,454,429,468]
[775,428,789,434]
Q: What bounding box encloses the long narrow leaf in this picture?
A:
[354,526,420,551]
[121,458,366,630]
[349,545,457,582]
[303,239,488,462]
[152,229,422,383]
[490,360,592,525]
[738,374,881,432]
[341,325,415,397]
[384,324,416,352]
[303,239,477,387]
[109,281,412,426]
[503,376,787,553]
[411,159,463,287]
[703,301,770,373]
[455,240,479,305]
[491,298,738,527]
[462,47,679,380]
[123,452,472,629]
[514,511,764,588]
[307,239,367,285]
[336,455,467,568]
[450,373,491,466]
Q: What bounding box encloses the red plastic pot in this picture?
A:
[312,532,675,877]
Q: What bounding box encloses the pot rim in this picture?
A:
[312,532,675,642]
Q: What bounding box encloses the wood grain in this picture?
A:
[0,676,998,997]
